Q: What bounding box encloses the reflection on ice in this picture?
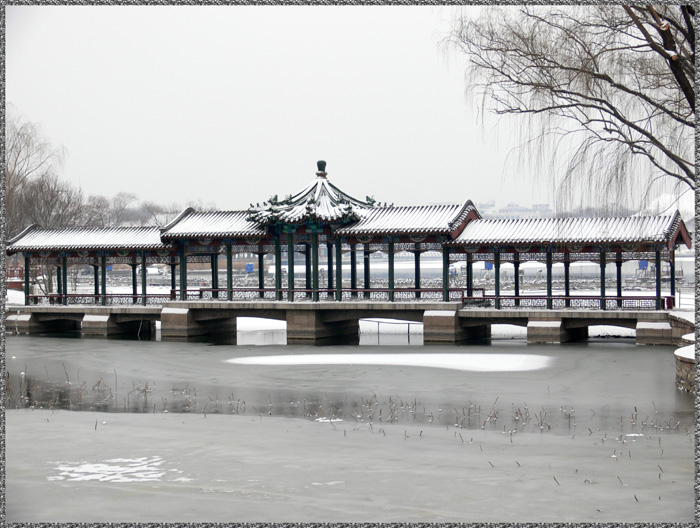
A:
[227,353,551,372]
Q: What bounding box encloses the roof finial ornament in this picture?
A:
[316,160,327,179]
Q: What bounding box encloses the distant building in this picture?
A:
[478,200,553,219]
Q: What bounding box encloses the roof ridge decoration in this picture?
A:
[8,223,40,245]
[246,161,378,227]
[160,207,196,234]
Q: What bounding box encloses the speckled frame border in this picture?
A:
[0,2,697,527]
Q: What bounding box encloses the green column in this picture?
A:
[274,234,282,301]
[513,252,520,307]
[350,244,357,297]
[61,256,68,306]
[655,250,662,310]
[546,250,553,310]
[414,243,421,299]
[131,263,138,304]
[24,255,30,306]
[179,244,187,301]
[312,231,319,302]
[101,254,107,306]
[287,231,295,302]
[335,239,343,301]
[327,242,333,290]
[442,246,450,302]
[616,252,622,308]
[564,255,571,308]
[670,250,676,298]
[600,251,606,310]
[388,239,395,302]
[141,252,147,306]
[211,253,219,299]
[466,253,473,297]
[226,242,233,301]
[93,265,100,299]
[258,252,265,298]
[56,265,62,297]
[363,243,371,299]
[494,250,501,310]
[305,243,312,297]
[170,263,177,298]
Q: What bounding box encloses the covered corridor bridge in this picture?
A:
[8,161,690,312]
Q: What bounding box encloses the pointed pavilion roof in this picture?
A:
[246,161,375,226]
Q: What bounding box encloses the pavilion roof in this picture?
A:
[336,201,480,238]
[446,212,691,249]
[246,171,374,226]
[160,209,266,240]
[7,225,172,254]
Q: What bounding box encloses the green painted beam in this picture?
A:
[494,250,501,309]
[600,251,606,310]
[101,254,107,306]
[24,256,30,306]
[335,238,342,301]
[274,235,282,301]
[546,251,553,310]
[288,231,295,302]
[179,244,187,301]
[388,239,395,302]
[442,246,449,302]
[312,231,319,302]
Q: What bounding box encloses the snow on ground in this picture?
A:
[227,352,551,372]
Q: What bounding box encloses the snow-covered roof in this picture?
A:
[447,212,691,249]
[160,209,266,240]
[336,201,480,238]
[7,225,173,253]
[246,167,373,226]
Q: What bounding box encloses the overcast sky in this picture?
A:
[6,6,585,212]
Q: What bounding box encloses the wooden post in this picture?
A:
[600,250,606,310]
[24,255,30,306]
[414,243,421,299]
[258,252,265,298]
[101,253,107,306]
[442,246,450,302]
[350,244,357,297]
[327,241,333,290]
[513,252,520,307]
[388,239,395,302]
[211,253,219,299]
[546,250,553,310]
[466,252,473,297]
[335,239,343,301]
[141,251,147,306]
[226,242,233,301]
[363,243,371,299]
[494,250,501,310]
[179,244,187,301]
[616,252,622,308]
[287,230,295,302]
[312,231,319,302]
[131,263,138,304]
[655,250,662,310]
[61,255,68,306]
[274,234,282,301]
[564,254,571,308]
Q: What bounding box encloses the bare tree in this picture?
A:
[5,106,66,237]
[450,5,694,212]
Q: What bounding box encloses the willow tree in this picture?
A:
[451,5,694,212]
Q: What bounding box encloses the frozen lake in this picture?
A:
[5,332,694,522]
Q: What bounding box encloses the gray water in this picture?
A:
[5,333,695,522]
